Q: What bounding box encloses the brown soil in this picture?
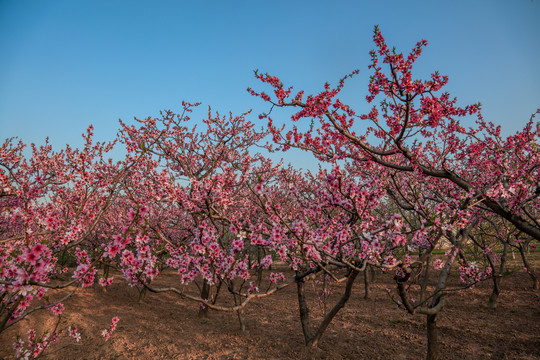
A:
[1,262,539,359]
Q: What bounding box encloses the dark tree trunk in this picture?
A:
[488,241,507,309]
[211,280,222,305]
[233,292,246,332]
[256,247,264,287]
[420,255,431,303]
[0,298,21,334]
[426,313,439,360]
[227,279,247,332]
[296,270,359,347]
[102,263,110,293]
[518,244,539,290]
[322,275,328,316]
[488,282,500,309]
[296,278,314,345]
[137,286,147,303]
[137,280,149,303]
[310,270,359,347]
[198,279,211,318]
[363,267,370,299]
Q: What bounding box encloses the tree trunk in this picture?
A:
[426,313,439,360]
[226,278,246,332]
[420,255,431,303]
[322,275,328,316]
[369,265,376,282]
[518,245,539,290]
[233,293,246,332]
[138,282,149,303]
[296,270,359,347]
[211,280,222,305]
[488,242,507,309]
[198,279,211,318]
[488,283,500,309]
[0,298,22,334]
[256,247,264,287]
[296,277,314,345]
[310,270,358,347]
[532,275,539,290]
[137,287,146,302]
[102,263,110,293]
[363,267,370,299]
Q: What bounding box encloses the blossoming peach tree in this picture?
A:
[113,103,301,331]
[0,128,129,357]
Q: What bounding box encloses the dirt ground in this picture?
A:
[1,261,539,359]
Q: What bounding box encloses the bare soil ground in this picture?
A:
[1,258,539,359]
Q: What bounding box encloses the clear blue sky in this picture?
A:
[1,1,539,166]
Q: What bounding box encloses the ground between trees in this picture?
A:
[0,257,538,360]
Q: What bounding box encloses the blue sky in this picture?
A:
[1,1,539,167]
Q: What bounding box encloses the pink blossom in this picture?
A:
[49,303,64,316]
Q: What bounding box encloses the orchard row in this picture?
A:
[1,27,538,360]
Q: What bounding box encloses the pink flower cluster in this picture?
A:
[101,316,119,341]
